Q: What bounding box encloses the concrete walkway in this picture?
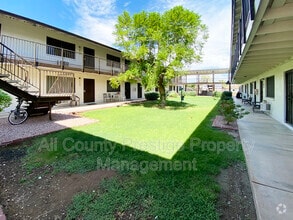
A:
[237,101,293,219]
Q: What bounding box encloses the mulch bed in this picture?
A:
[212,115,238,130]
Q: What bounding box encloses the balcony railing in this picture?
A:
[0,42,75,97]
[0,35,127,76]
[231,0,256,78]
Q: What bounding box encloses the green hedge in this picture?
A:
[144,92,159,100]
[221,91,232,100]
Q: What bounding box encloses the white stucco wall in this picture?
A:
[0,13,123,69]
[240,59,293,125]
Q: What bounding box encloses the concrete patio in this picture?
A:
[237,101,293,219]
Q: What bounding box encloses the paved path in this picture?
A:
[237,100,293,219]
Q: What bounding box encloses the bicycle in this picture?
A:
[8,98,28,125]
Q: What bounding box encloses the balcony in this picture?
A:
[0,35,127,76]
[231,0,293,83]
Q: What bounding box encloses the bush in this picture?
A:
[144,92,159,100]
[219,99,249,124]
[168,91,179,98]
[221,91,232,100]
[213,91,222,98]
[0,90,12,112]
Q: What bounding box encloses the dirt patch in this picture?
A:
[0,147,116,220]
[0,139,256,219]
[217,162,257,219]
[212,115,238,131]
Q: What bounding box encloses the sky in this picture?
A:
[0,0,231,70]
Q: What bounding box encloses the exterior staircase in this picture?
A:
[0,42,73,118]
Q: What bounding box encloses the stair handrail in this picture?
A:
[0,42,39,92]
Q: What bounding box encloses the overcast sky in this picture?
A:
[1,0,231,70]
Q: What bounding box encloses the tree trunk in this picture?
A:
[158,75,166,108]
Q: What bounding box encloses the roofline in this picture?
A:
[0,9,121,53]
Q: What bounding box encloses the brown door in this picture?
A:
[137,83,142,98]
[125,82,131,99]
[84,78,95,103]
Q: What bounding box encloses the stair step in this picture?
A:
[28,91,39,93]
[18,85,30,89]
[0,74,10,78]
[6,80,20,83]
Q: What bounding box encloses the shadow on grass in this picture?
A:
[21,101,244,219]
[129,99,197,110]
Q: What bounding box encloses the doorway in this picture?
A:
[84,78,95,103]
[137,83,142,98]
[260,79,264,102]
[125,82,131,99]
[286,70,293,126]
[83,47,95,70]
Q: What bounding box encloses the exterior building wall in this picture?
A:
[0,11,145,109]
[0,14,122,62]
[240,59,293,125]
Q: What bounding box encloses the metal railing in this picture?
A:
[1,35,127,75]
[231,0,256,77]
[0,42,75,97]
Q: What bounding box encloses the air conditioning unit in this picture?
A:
[260,103,271,111]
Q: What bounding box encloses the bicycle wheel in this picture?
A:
[8,109,28,125]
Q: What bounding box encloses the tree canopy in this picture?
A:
[111,6,208,106]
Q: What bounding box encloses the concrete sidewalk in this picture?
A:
[237,103,293,219]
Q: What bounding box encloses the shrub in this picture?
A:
[144,92,159,100]
[168,91,179,98]
[219,99,249,124]
[0,90,12,112]
[213,91,222,98]
[221,91,232,100]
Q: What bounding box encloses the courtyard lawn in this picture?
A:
[23,96,245,219]
[80,96,217,159]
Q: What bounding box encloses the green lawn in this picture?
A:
[23,96,245,219]
[80,96,217,159]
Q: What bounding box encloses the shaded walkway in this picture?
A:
[237,102,293,219]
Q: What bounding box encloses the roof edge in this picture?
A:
[0,9,121,53]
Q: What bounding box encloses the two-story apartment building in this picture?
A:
[0,9,144,108]
[231,0,293,128]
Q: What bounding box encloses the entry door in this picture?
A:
[137,83,142,98]
[260,80,264,102]
[125,82,131,99]
[84,78,95,103]
[286,70,293,125]
[253,81,256,103]
[83,47,95,70]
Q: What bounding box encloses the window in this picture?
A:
[46,76,75,93]
[107,54,120,68]
[245,84,248,94]
[266,76,275,98]
[107,80,120,92]
[46,37,75,59]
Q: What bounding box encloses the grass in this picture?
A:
[22,96,245,219]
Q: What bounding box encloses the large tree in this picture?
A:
[111,6,208,107]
